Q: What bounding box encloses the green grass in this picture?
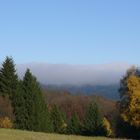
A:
[0,129,125,140]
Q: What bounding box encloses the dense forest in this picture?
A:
[0,57,140,139]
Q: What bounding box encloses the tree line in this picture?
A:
[0,56,140,139]
[0,57,111,136]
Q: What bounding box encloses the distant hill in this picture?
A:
[43,89,117,121]
[42,84,120,100]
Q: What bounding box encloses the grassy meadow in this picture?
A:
[0,129,126,140]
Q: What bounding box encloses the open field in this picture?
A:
[0,129,127,140]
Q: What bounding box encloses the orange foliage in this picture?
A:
[0,117,13,128]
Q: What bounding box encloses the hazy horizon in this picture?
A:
[15,62,132,85]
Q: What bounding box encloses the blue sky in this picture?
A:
[0,0,140,64]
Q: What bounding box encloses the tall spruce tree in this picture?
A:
[50,105,67,134]
[0,57,20,128]
[67,112,81,135]
[0,56,18,98]
[21,69,52,132]
[83,101,104,136]
[13,80,27,129]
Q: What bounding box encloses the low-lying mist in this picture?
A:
[16,62,131,85]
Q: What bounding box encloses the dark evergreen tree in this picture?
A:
[50,105,67,134]
[21,69,52,132]
[0,56,18,98]
[83,101,104,136]
[67,112,81,135]
[13,80,27,129]
[0,57,21,128]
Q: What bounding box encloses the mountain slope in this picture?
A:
[43,84,120,100]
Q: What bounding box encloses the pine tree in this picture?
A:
[50,105,67,133]
[0,57,20,128]
[0,56,18,98]
[67,112,81,135]
[13,80,27,129]
[21,69,52,132]
[83,101,104,136]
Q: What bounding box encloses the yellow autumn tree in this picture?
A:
[120,75,140,127]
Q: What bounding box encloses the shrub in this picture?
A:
[103,117,112,137]
[0,117,13,128]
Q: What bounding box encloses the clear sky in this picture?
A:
[0,0,140,64]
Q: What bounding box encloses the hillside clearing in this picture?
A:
[0,129,126,140]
